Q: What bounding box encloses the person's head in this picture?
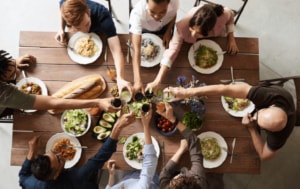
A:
[146,0,170,21]
[31,152,65,181]
[61,0,91,33]
[254,105,287,132]
[166,174,202,189]
[0,50,17,82]
[189,4,224,38]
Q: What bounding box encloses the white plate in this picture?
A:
[197,131,228,168]
[188,39,224,74]
[140,33,165,68]
[123,132,160,169]
[46,133,82,169]
[68,32,103,65]
[16,77,48,113]
[221,81,255,117]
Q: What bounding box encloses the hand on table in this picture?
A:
[242,113,257,130]
[55,30,67,46]
[227,37,239,55]
[16,54,36,69]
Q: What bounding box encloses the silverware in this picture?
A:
[220,78,245,84]
[104,45,108,62]
[217,51,227,55]
[21,70,32,92]
[64,144,88,149]
[230,66,235,84]
[126,39,131,64]
[230,138,236,164]
[160,140,165,167]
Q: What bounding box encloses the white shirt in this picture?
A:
[129,0,179,35]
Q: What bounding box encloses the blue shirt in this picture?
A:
[19,137,118,189]
[59,0,117,38]
[105,144,159,189]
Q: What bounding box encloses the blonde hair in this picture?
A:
[61,0,89,26]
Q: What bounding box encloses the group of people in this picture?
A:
[0,0,296,189]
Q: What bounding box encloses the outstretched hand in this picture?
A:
[98,97,120,112]
[156,102,176,123]
[163,87,188,102]
[107,159,116,175]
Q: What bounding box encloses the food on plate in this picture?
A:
[62,109,89,136]
[20,82,42,95]
[194,45,218,68]
[93,111,119,141]
[182,112,203,130]
[74,36,98,57]
[48,74,106,114]
[125,135,144,162]
[51,138,76,161]
[156,115,175,133]
[119,136,127,144]
[224,96,250,111]
[141,38,160,61]
[200,137,221,160]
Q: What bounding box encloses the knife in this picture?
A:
[217,51,227,55]
[104,45,108,62]
[126,39,131,64]
[230,138,236,164]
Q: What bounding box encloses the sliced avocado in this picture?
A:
[102,113,115,123]
[116,110,121,117]
[108,112,117,118]
[93,126,106,134]
[99,120,112,129]
[97,130,111,140]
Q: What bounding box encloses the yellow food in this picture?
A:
[201,137,221,160]
[52,138,76,161]
[194,45,218,68]
[75,36,98,57]
[21,82,42,95]
[224,96,250,111]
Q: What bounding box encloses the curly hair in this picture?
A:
[0,50,13,80]
[31,155,53,181]
[189,4,224,36]
[167,175,202,189]
[61,0,89,26]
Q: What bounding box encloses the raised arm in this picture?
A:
[107,36,133,95]
[131,34,144,94]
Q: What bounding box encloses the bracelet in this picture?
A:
[172,117,179,127]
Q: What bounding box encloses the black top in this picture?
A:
[247,85,296,151]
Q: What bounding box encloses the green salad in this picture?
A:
[182,112,203,130]
[194,45,218,68]
[125,135,144,162]
[200,137,221,160]
[63,109,88,136]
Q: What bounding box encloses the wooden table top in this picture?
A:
[12,31,260,174]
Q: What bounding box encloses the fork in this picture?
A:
[126,39,131,64]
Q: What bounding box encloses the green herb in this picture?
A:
[119,136,127,144]
[182,112,203,130]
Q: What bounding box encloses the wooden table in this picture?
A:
[11,31,260,174]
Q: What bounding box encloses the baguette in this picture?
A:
[48,74,106,114]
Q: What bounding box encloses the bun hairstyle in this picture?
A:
[189,4,224,36]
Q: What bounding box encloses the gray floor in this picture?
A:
[1,0,300,188]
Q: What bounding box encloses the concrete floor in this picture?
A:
[1,0,300,188]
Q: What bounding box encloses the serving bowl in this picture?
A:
[61,109,91,137]
[154,113,177,136]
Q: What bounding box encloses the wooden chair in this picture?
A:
[194,0,248,25]
[259,76,300,126]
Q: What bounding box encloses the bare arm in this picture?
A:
[166,84,252,101]
[141,109,153,144]
[162,15,176,48]
[32,96,119,112]
[55,13,67,45]
[145,65,169,93]
[107,36,133,94]
[131,34,143,93]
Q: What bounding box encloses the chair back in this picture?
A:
[194,0,248,24]
[260,76,300,126]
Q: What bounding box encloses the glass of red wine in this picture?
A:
[111,98,122,107]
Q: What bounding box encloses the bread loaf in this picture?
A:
[48,74,106,114]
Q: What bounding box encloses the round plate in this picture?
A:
[197,131,228,168]
[140,33,165,68]
[123,132,160,169]
[188,39,224,74]
[16,77,48,113]
[68,32,103,64]
[221,81,255,117]
[46,133,82,169]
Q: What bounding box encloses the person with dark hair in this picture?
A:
[145,3,238,93]
[164,82,296,160]
[55,0,132,95]
[0,50,119,118]
[129,0,179,94]
[156,102,209,189]
[105,108,159,189]
[19,111,136,189]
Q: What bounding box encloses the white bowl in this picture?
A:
[61,109,91,137]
